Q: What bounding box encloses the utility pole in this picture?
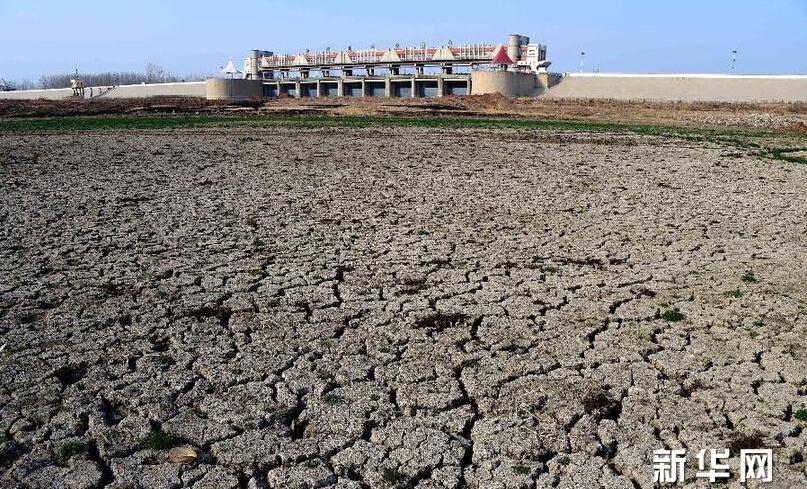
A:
[579,51,586,73]
[731,50,737,72]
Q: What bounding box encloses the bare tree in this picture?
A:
[0,78,35,91]
[28,63,205,89]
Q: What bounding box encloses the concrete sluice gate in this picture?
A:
[205,71,547,100]
[203,33,552,100]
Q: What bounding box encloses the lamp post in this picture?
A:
[731,50,737,72]
[579,51,586,73]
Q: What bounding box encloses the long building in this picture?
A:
[244,34,549,79]
[211,34,549,99]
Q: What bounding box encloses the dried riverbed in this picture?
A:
[1,126,805,488]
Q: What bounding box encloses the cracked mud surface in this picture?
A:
[1,126,805,488]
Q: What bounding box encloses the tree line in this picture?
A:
[1,64,209,91]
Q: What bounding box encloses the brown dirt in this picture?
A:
[1,95,806,133]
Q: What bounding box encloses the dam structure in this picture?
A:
[206,34,550,99]
[2,33,806,103]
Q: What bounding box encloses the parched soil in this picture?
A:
[0,126,805,488]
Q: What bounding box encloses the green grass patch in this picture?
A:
[752,319,765,328]
[144,429,175,450]
[57,441,82,465]
[381,468,406,484]
[660,308,685,322]
[742,272,759,284]
[0,113,783,141]
[724,289,743,298]
[157,353,174,366]
[322,393,346,405]
[794,408,807,422]
[0,115,237,132]
[558,456,571,466]
[512,464,532,475]
[767,147,807,164]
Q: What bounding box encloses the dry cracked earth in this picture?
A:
[0,126,806,489]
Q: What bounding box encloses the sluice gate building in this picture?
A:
[206,34,551,100]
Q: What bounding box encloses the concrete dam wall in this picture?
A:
[1,74,805,103]
[0,82,206,100]
[206,78,264,100]
[470,71,546,97]
[468,72,807,102]
[544,73,807,102]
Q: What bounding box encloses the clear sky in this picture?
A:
[1,0,805,82]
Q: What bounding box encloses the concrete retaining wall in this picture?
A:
[205,78,263,100]
[106,82,206,98]
[544,73,807,102]
[2,73,804,103]
[471,71,545,97]
[0,87,73,100]
[0,82,206,100]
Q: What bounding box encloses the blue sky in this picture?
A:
[1,0,805,81]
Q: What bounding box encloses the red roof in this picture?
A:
[490,45,513,65]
